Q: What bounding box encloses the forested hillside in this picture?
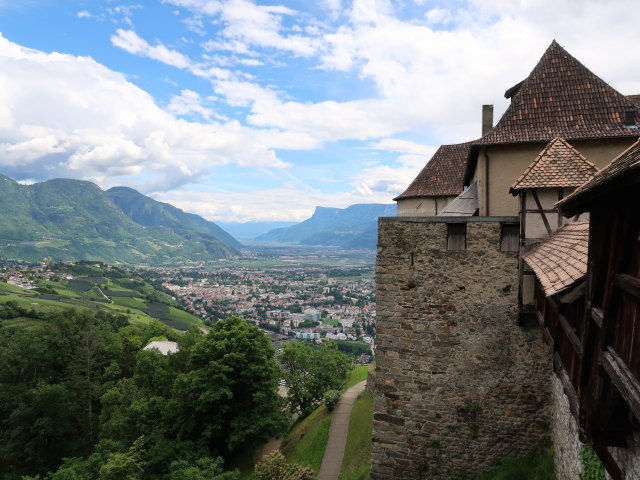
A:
[0,174,240,264]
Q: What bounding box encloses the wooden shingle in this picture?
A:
[522,221,589,296]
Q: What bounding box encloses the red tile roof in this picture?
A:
[510,138,599,194]
[523,221,589,296]
[559,139,640,216]
[394,142,472,200]
[476,41,640,146]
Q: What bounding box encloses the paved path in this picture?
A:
[317,380,367,480]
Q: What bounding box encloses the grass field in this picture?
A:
[0,274,201,331]
[345,365,370,391]
[112,296,148,309]
[0,283,33,294]
[281,404,332,474]
[339,391,373,480]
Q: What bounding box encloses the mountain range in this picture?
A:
[0,175,241,264]
[255,204,396,249]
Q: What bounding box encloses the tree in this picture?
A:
[173,317,288,456]
[280,342,352,416]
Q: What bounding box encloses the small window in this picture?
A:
[447,223,466,251]
[500,223,519,252]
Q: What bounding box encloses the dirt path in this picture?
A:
[257,385,290,460]
[317,380,367,480]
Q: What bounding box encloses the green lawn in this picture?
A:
[0,282,33,294]
[112,296,148,309]
[339,391,373,480]
[345,365,370,391]
[281,404,332,474]
[168,306,202,326]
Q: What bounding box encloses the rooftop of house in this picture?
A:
[627,94,640,107]
[394,141,472,200]
[477,41,640,146]
[142,340,180,355]
[560,139,640,216]
[464,40,640,185]
[522,221,589,296]
[509,138,599,194]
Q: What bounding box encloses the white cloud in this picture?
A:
[167,0,322,57]
[424,8,451,26]
[111,29,192,69]
[77,10,93,18]
[0,34,298,192]
[156,183,394,223]
[167,89,217,120]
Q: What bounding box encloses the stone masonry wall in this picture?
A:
[372,218,551,479]
[550,373,582,479]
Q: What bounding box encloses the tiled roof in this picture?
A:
[510,138,599,194]
[523,221,589,297]
[439,182,478,216]
[475,41,640,146]
[559,139,640,216]
[627,95,640,106]
[394,142,472,200]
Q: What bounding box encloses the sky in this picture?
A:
[1,0,639,223]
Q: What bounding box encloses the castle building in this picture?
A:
[373,41,640,479]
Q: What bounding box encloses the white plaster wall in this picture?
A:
[397,197,456,217]
[397,198,437,216]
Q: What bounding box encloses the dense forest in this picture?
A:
[0,311,290,479]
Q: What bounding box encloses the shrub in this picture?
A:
[324,389,341,411]
[254,451,314,480]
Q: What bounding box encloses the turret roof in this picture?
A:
[476,41,640,146]
[509,138,599,194]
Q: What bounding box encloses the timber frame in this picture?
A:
[535,187,640,479]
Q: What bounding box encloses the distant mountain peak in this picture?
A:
[0,173,241,264]
[255,203,395,248]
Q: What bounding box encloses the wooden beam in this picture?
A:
[559,314,583,358]
[591,430,629,448]
[531,189,553,236]
[560,281,586,304]
[591,307,604,328]
[602,348,640,424]
[558,188,564,229]
[554,352,580,417]
[592,445,624,480]
[614,273,640,301]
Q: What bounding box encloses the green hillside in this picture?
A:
[0,264,201,331]
[0,174,240,264]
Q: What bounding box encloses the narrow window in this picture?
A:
[447,223,466,251]
[500,223,519,252]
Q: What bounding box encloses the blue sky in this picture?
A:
[0,0,639,222]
